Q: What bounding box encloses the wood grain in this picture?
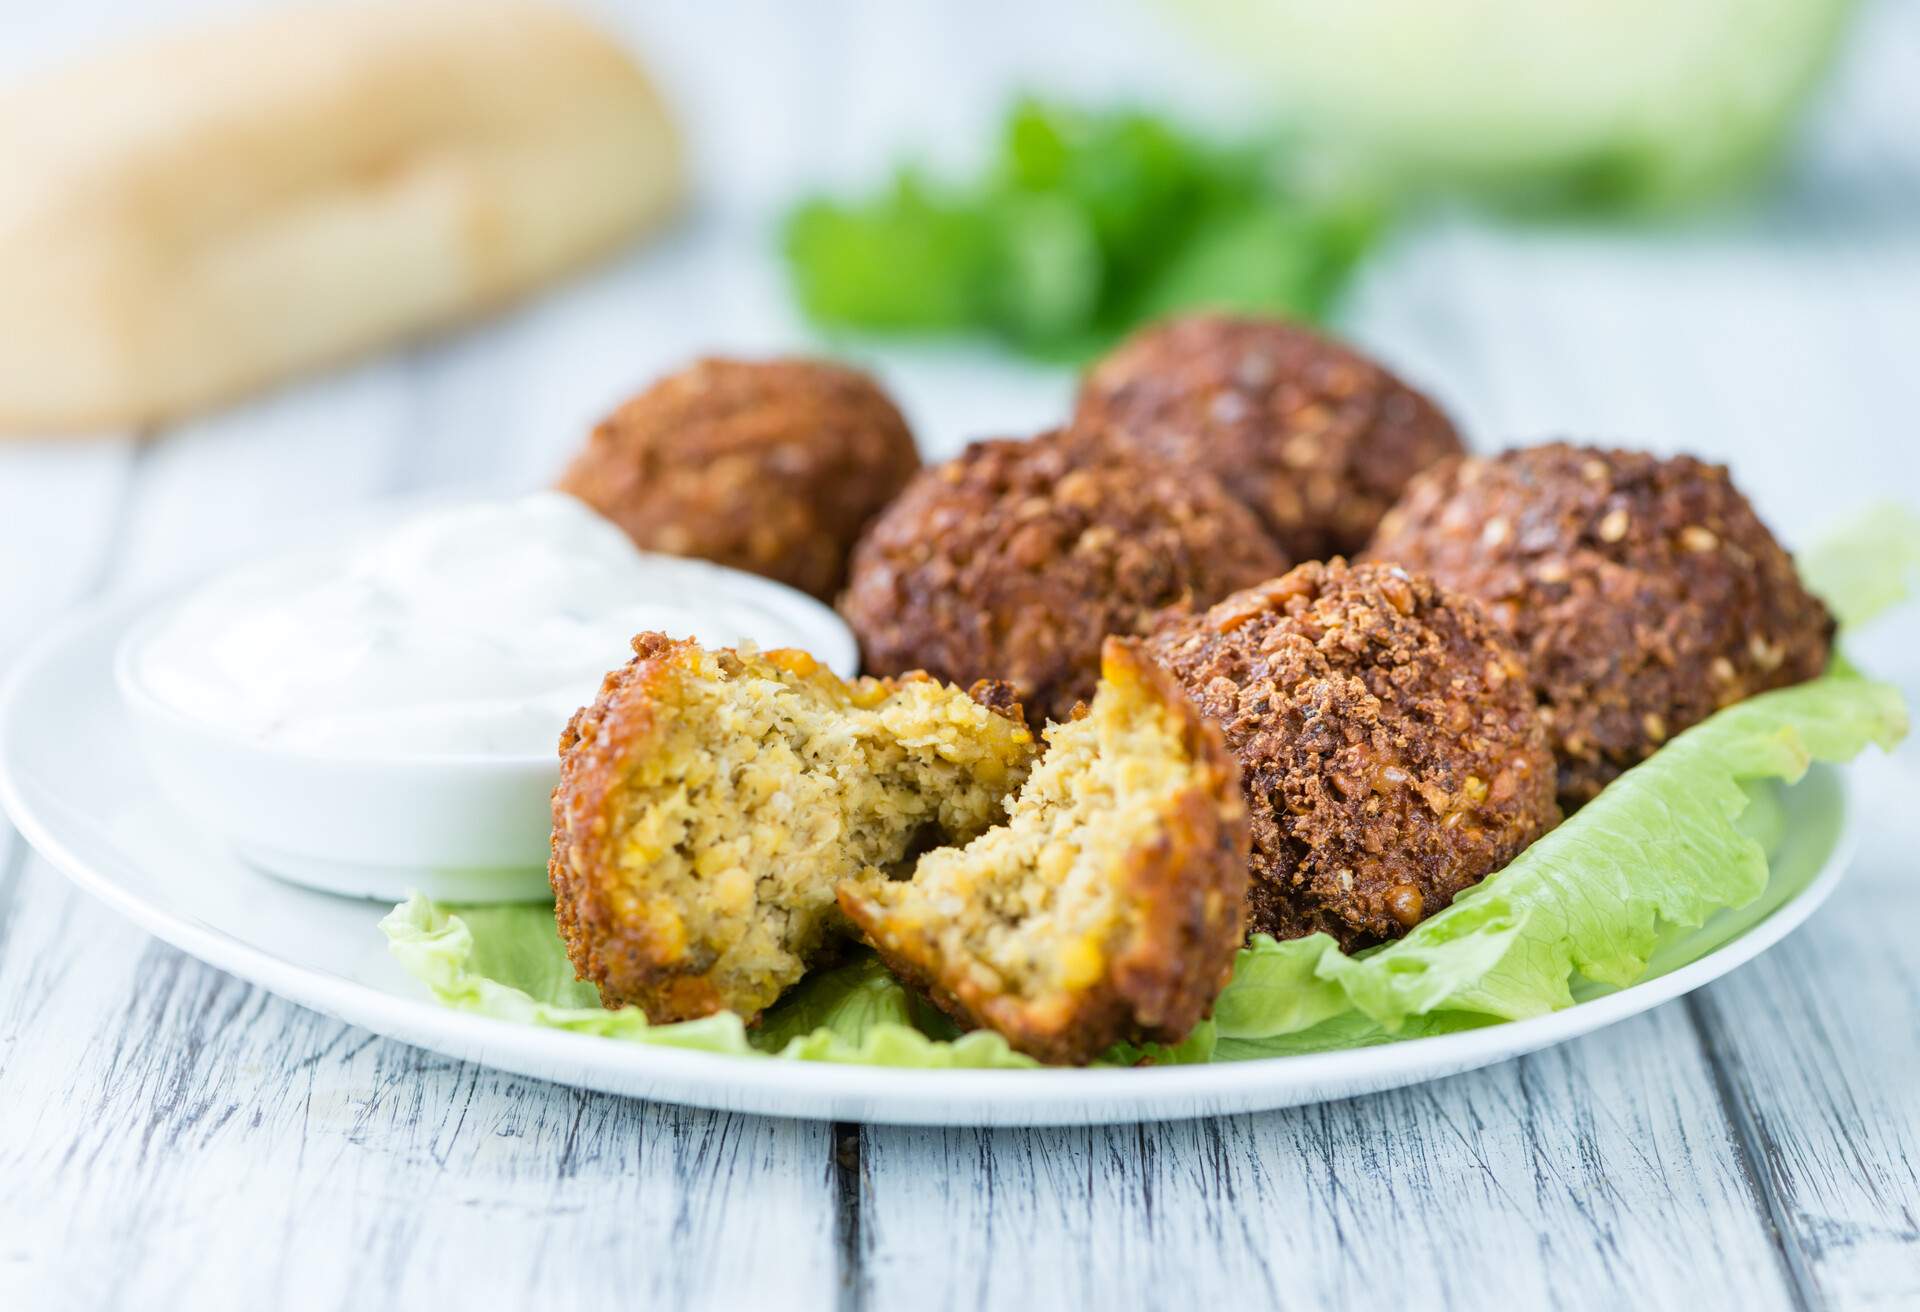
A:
[856,1006,1797,1312]
[0,278,842,1310]
[0,435,134,988]
[0,443,133,656]
[1,0,1918,1308]
[0,865,837,1311]
[1687,752,1920,1308]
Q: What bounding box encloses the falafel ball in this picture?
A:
[838,430,1289,726]
[556,357,920,599]
[1365,443,1834,808]
[1143,559,1559,949]
[549,634,1037,1023]
[1072,313,1465,562]
[839,639,1250,1065]
[551,633,1249,1063]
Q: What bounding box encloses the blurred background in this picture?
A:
[1,0,1915,612]
[4,7,1918,1299]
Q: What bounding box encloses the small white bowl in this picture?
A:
[115,560,859,903]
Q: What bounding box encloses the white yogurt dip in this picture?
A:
[129,492,857,759]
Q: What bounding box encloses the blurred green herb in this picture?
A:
[782,100,1383,361]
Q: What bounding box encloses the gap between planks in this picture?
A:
[833,1121,868,1312]
[1686,993,1821,1312]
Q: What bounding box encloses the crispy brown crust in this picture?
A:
[1143,560,1559,950]
[549,634,1029,1023]
[1365,443,1834,807]
[838,430,1289,726]
[557,357,920,599]
[837,640,1251,1066]
[963,678,1028,728]
[1073,313,1464,562]
[550,633,719,1020]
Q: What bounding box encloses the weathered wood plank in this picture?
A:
[0,336,840,1309]
[1329,49,1920,1304]
[0,443,134,658]
[857,1006,1796,1312]
[3,2,1918,1308]
[1688,751,1920,1310]
[0,862,838,1311]
[0,437,135,973]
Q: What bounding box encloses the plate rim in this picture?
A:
[0,588,1856,1126]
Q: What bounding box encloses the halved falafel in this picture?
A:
[1365,443,1834,807]
[557,357,920,600]
[1073,313,1464,562]
[550,633,1250,1063]
[839,640,1250,1065]
[1144,559,1559,950]
[549,634,1036,1023]
[839,429,1289,725]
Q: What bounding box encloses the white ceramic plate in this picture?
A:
[0,591,1854,1126]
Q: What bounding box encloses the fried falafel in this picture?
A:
[838,430,1289,726]
[1144,559,1559,949]
[1073,313,1464,562]
[549,635,1036,1023]
[839,640,1250,1065]
[557,357,920,600]
[550,633,1250,1062]
[1366,443,1834,807]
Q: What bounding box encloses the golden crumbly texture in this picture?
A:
[557,357,920,599]
[1144,560,1560,950]
[838,429,1289,726]
[1367,443,1834,808]
[549,634,1036,1023]
[1073,313,1464,562]
[838,640,1250,1066]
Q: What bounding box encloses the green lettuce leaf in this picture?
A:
[383,671,1901,1066]
[1211,670,1905,1043]
[381,897,759,1053]
[379,896,1036,1068]
[1216,1009,1496,1061]
[385,515,1910,1067]
[1799,503,1920,629]
[1105,1020,1219,1067]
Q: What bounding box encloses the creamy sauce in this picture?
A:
[130,492,853,758]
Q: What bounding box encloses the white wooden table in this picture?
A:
[3,3,1919,1307]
